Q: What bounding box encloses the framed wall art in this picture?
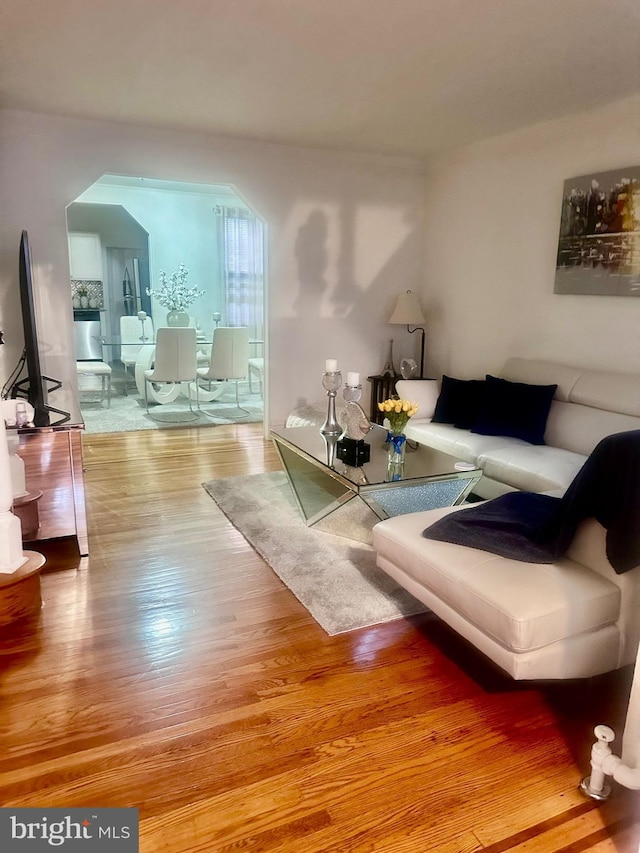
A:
[554,165,640,296]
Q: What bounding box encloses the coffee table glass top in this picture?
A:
[270,424,482,527]
[270,423,477,489]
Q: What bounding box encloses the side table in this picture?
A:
[0,551,46,627]
[367,374,401,424]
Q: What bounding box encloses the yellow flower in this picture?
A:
[377,397,419,434]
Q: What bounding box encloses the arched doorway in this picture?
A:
[67,175,267,433]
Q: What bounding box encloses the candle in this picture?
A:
[325,359,338,373]
[347,371,360,387]
[137,311,147,320]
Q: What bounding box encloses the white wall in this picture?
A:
[0,109,425,424]
[421,95,640,380]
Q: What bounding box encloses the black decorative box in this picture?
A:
[336,437,370,467]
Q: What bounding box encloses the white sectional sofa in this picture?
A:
[373,359,640,681]
[397,357,640,497]
[374,508,640,681]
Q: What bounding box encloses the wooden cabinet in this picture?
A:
[16,427,88,559]
[367,374,402,424]
[68,232,103,280]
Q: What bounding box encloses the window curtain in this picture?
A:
[216,205,264,341]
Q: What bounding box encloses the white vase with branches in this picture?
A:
[146,264,205,326]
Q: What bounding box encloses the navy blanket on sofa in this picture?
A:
[422,429,640,574]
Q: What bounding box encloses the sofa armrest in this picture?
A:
[395,379,439,420]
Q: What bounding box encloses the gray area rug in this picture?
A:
[79,384,263,433]
[203,471,427,635]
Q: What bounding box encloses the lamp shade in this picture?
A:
[388,290,425,326]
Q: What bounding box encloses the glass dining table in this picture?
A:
[97,332,263,404]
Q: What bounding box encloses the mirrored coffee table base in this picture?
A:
[271,425,482,540]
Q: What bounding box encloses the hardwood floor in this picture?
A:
[1,423,638,852]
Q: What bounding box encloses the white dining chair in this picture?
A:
[120,315,154,394]
[143,327,201,421]
[76,360,112,407]
[196,326,250,415]
[248,357,264,398]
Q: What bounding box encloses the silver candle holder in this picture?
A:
[320,370,343,435]
[321,432,340,468]
[137,311,149,342]
[342,383,372,441]
[342,382,362,404]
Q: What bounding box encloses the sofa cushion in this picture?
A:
[472,375,557,445]
[395,379,440,420]
[432,375,485,429]
[501,358,580,402]
[373,508,621,653]
[569,369,640,418]
[406,421,527,463]
[478,444,587,493]
[544,400,640,456]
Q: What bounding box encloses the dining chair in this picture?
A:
[76,360,112,407]
[143,327,201,421]
[120,315,154,394]
[196,326,250,415]
[248,357,264,398]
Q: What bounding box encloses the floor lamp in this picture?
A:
[388,290,426,378]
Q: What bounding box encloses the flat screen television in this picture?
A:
[11,230,69,427]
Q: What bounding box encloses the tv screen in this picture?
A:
[11,230,69,427]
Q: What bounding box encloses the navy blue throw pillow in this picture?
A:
[432,375,486,429]
[471,375,557,445]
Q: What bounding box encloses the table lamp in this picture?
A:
[388,289,426,378]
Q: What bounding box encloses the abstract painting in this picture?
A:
[554,165,640,296]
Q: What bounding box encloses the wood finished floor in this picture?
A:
[1,423,638,852]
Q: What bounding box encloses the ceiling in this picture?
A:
[1,0,639,159]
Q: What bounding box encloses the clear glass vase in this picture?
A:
[386,431,406,481]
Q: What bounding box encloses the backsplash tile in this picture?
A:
[71,279,104,309]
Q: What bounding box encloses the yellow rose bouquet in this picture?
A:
[378,397,419,475]
[377,398,419,435]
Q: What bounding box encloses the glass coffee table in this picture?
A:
[270,423,482,531]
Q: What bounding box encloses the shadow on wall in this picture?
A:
[294,210,328,318]
[289,202,424,357]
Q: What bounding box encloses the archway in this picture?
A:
[66,175,267,433]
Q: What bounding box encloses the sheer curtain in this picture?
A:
[216,205,264,341]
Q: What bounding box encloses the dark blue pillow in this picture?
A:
[471,375,557,445]
[432,375,486,429]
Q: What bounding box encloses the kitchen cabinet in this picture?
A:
[68,232,103,280]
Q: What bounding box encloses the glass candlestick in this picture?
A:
[343,383,362,404]
[320,370,343,435]
[321,433,340,468]
[137,311,149,342]
[342,384,372,440]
